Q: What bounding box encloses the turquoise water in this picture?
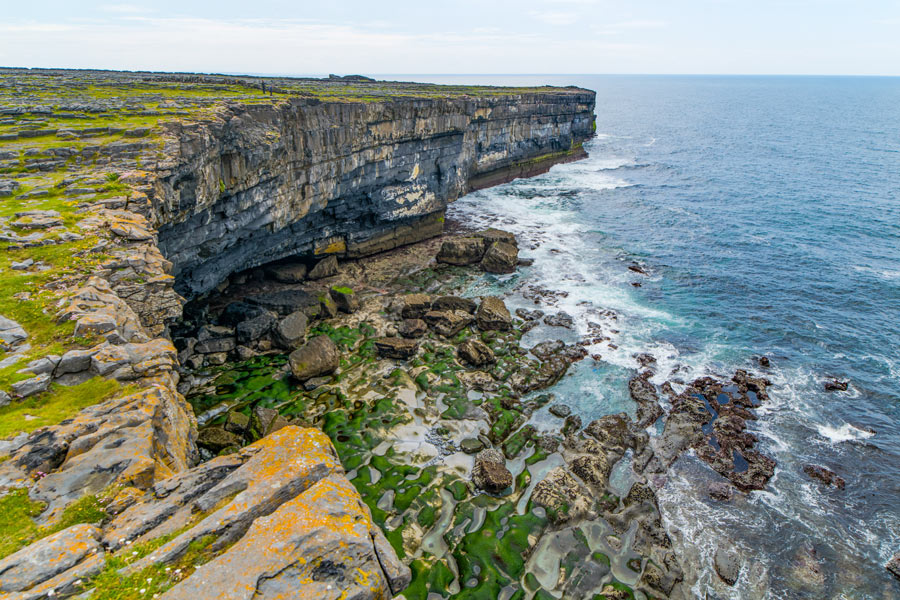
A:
[410,75,900,597]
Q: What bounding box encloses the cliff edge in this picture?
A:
[0,69,594,599]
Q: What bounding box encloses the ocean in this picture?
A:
[388,74,900,598]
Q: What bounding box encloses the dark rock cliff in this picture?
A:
[152,91,595,296]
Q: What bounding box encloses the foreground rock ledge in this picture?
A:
[0,426,410,599]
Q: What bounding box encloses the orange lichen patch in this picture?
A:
[157,474,389,600]
[315,237,347,255]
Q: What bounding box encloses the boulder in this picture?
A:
[219,301,267,326]
[11,374,50,398]
[274,311,308,349]
[400,294,432,319]
[329,286,359,313]
[802,464,846,490]
[544,312,575,328]
[824,379,849,391]
[374,337,419,360]
[714,547,741,586]
[432,295,477,314]
[264,261,307,283]
[225,411,251,435]
[198,426,242,453]
[424,310,474,337]
[481,241,519,274]
[235,312,276,345]
[245,290,320,316]
[436,237,486,265]
[289,335,340,381]
[0,315,28,346]
[308,255,338,280]
[457,339,495,367]
[472,448,513,494]
[460,438,485,454]
[548,404,571,418]
[398,318,427,338]
[476,296,512,331]
[319,293,338,318]
[474,228,517,248]
[887,552,900,581]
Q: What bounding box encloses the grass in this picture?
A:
[0,377,123,438]
[0,490,107,560]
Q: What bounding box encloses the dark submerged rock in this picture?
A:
[803,464,846,489]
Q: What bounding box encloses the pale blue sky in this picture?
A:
[2,1,900,75]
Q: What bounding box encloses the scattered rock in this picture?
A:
[714,547,741,586]
[432,295,477,314]
[887,552,900,581]
[289,335,340,381]
[399,294,432,319]
[398,318,427,339]
[515,308,544,321]
[628,263,649,275]
[0,315,27,346]
[635,352,656,367]
[758,356,770,367]
[424,310,474,337]
[532,467,594,524]
[460,438,485,454]
[803,464,846,489]
[198,426,242,453]
[235,312,276,345]
[11,373,50,398]
[481,241,518,274]
[549,404,571,418]
[474,227,517,248]
[544,312,575,329]
[435,237,486,265]
[476,296,512,331]
[472,448,513,494]
[329,286,359,313]
[225,410,251,435]
[274,311,309,349]
[308,255,339,279]
[457,339,495,367]
[824,379,849,392]
[11,258,33,270]
[374,337,419,360]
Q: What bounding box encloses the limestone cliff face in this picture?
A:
[152,91,595,296]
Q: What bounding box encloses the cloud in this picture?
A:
[529,11,579,26]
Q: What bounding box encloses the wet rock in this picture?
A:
[481,241,518,274]
[562,414,583,436]
[198,426,242,453]
[476,296,512,331]
[329,285,359,313]
[628,372,664,427]
[474,227,517,248]
[398,318,427,338]
[628,263,649,275]
[264,261,307,283]
[399,294,432,319]
[374,337,419,360]
[307,255,339,279]
[887,552,900,581]
[549,404,571,418]
[0,523,104,594]
[532,467,594,524]
[274,310,308,349]
[225,411,250,435]
[457,339,495,367]
[714,547,741,585]
[803,464,846,489]
[460,438,484,454]
[515,308,543,321]
[435,236,486,265]
[235,311,276,345]
[531,339,566,360]
[824,379,849,391]
[758,356,770,367]
[289,335,340,381]
[432,295,477,314]
[472,448,513,493]
[424,310,474,337]
[635,352,656,367]
[544,311,574,328]
[707,481,735,501]
[219,301,267,326]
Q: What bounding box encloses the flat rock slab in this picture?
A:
[0,315,27,346]
[0,523,103,593]
[161,474,410,600]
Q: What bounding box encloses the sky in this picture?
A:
[2,1,900,76]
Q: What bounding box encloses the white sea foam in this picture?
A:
[816,423,875,444]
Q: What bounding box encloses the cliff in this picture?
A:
[0,70,595,599]
[153,90,594,296]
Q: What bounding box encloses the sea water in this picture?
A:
[391,74,900,598]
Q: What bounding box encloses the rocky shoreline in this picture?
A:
[169,222,785,599]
